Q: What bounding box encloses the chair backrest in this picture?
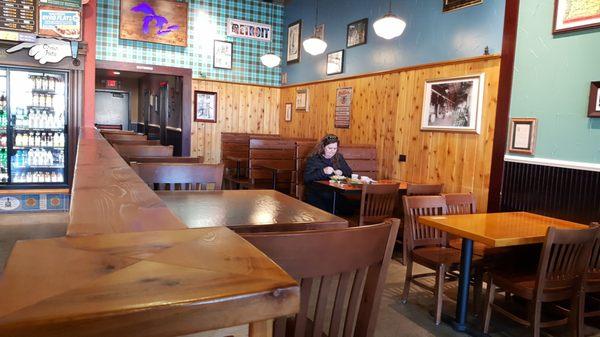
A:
[359,184,399,226]
[249,138,296,192]
[294,140,317,199]
[95,123,122,130]
[131,162,224,191]
[109,139,161,146]
[586,222,600,284]
[535,226,598,301]
[220,132,280,177]
[338,144,378,179]
[444,193,477,215]
[402,195,448,251]
[242,219,399,337]
[103,133,147,142]
[126,156,203,164]
[113,144,174,158]
[406,183,444,196]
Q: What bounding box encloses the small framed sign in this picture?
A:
[194,91,217,123]
[287,20,302,64]
[213,40,232,70]
[346,18,368,48]
[443,0,483,12]
[508,118,537,155]
[553,0,600,34]
[295,88,309,111]
[226,18,271,41]
[588,81,600,118]
[326,50,344,75]
[285,103,292,122]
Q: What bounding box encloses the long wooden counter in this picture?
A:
[0,127,299,337]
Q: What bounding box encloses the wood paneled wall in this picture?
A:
[191,80,280,163]
[279,56,501,211]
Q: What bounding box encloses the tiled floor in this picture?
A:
[1,215,599,337]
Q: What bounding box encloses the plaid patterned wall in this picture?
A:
[96,0,283,86]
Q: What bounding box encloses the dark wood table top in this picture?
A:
[157,189,348,232]
[316,179,408,191]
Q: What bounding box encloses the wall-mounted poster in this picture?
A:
[213,40,232,70]
[226,18,271,41]
[421,74,485,133]
[285,103,292,122]
[508,118,537,155]
[327,50,344,75]
[120,0,188,47]
[287,20,301,64]
[346,18,367,48]
[295,88,309,111]
[194,91,217,123]
[335,87,353,129]
[38,7,81,40]
[553,0,600,34]
[442,0,483,12]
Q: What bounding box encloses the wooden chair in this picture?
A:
[95,123,122,130]
[356,183,399,227]
[401,195,482,325]
[338,144,378,179]
[406,183,444,196]
[241,219,399,337]
[113,144,174,158]
[131,162,224,191]
[574,222,600,337]
[483,226,599,337]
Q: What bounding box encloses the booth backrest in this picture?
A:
[249,138,296,192]
[338,144,378,179]
[294,140,317,199]
[113,144,174,158]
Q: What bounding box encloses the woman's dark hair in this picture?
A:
[310,134,342,167]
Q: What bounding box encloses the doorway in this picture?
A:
[94,90,130,130]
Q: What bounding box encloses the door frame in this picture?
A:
[96,60,192,156]
[94,89,131,130]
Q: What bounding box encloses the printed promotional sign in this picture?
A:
[38,9,81,40]
[334,87,353,129]
[226,18,271,42]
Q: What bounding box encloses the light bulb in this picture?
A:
[302,37,327,56]
[260,53,281,68]
[373,13,406,40]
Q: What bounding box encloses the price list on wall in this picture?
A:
[0,0,36,33]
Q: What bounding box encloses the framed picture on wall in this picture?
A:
[346,18,368,48]
[315,23,325,40]
[295,88,309,111]
[213,40,232,69]
[420,74,485,133]
[588,81,600,117]
[194,91,217,123]
[508,118,537,155]
[442,0,483,12]
[287,20,302,64]
[285,103,292,122]
[553,0,600,34]
[326,50,344,75]
[119,0,189,47]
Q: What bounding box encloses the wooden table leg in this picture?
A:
[249,320,273,337]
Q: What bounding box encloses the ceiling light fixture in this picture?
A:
[113,71,121,75]
[373,0,406,40]
[302,0,327,56]
[261,0,281,68]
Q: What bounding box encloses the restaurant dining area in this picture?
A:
[0,1,599,337]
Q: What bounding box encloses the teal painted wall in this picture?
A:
[510,0,600,163]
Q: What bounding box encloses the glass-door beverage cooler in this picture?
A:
[0,67,68,187]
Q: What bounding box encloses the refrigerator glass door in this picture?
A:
[9,69,67,185]
[0,69,7,183]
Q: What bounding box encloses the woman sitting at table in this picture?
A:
[304,134,353,213]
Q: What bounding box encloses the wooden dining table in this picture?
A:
[157,189,348,232]
[418,211,588,335]
[316,179,408,214]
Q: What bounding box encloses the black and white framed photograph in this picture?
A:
[442,0,483,12]
[315,23,325,40]
[287,20,302,64]
[421,74,485,133]
[508,118,537,154]
[588,81,600,117]
[213,40,232,69]
[326,50,344,75]
[194,91,217,123]
[285,103,292,122]
[346,18,368,48]
[296,88,309,111]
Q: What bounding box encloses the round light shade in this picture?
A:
[373,13,406,40]
[302,37,327,56]
[260,53,281,68]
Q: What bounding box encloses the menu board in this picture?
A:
[0,0,36,33]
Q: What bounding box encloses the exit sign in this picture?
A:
[101,79,121,89]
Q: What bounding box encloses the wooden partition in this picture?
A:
[280,55,500,211]
[112,144,174,158]
[192,80,280,164]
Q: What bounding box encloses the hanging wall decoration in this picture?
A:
[588,81,600,117]
[553,0,600,33]
[213,40,232,69]
[335,87,353,128]
[508,118,537,155]
[346,18,368,48]
[442,0,483,12]
[326,50,344,75]
[295,88,309,111]
[38,0,82,40]
[226,18,272,41]
[287,20,302,64]
[119,0,188,47]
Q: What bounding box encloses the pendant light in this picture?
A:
[261,0,281,68]
[373,0,406,40]
[302,0,327,56]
